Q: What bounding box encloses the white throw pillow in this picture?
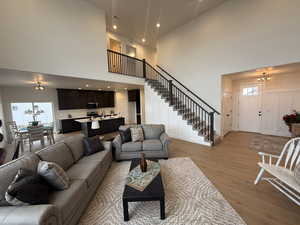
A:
[130,127,144,142]
[38,161,70,190]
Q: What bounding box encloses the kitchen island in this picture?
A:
[75,116,125,137]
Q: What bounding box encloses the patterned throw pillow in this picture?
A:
[295,163,300,185]
[130,127,144,142]
[38,161,70,190]
[5,168,51,206]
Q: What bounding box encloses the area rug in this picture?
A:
[249,134,289,155]
[78,158,247,225]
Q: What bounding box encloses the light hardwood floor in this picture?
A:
[170,131,300,225]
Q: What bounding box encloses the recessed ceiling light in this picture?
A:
[78,88,82,90]
[142,38,146,43]
[113,24,117,30]
[156,23,160,28]
[85,84,89,87]
[98,88,102,91]
[107,86,111,88]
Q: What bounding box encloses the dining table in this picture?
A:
[17,125,54,152]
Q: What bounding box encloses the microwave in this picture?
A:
[87,102,98,109]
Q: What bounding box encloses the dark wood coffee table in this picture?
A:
[122,159,165,221]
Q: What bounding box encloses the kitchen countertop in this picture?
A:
[75,116,124,123]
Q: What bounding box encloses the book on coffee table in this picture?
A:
[126,160,160,191]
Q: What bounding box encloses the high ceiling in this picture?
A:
[87,0,227,48]
[0,69,143,91]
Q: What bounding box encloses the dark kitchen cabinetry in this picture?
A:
[57,89,114,110]
[102,91,115,107]
[81,117,125,137]
[128,90,138,102]
[60,117,88,133]
[57,89,80,110]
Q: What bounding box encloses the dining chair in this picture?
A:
[27,125,45,152]
[6,121,21,144]
[44,123,55,145]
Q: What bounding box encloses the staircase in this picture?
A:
[107,49,220,146]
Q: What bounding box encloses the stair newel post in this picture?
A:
[142,59,146,78]
[209,112,214,145]
[169,80,173,105]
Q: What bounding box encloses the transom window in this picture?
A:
[242,87,258,96]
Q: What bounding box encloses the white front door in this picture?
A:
[238,85,262,133]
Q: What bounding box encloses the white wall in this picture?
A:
[157,0,300,133]
[107,32,157,66]
[144,83,209,146]
[0,0,145,86]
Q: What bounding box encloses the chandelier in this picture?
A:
[35,81,45,90]
[257,72,271,81]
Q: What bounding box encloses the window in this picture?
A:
[242,87,258,96]
[11,102,54,127]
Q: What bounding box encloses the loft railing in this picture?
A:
[107,49,145,78]
[107,49,220,144]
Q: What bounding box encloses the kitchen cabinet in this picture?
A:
[60,117,88,133]
[57,89,115,110]
[79,117,125,137]
[128,90,138,102]
[57,89,80,110]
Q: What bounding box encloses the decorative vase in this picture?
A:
[140,153,147,173]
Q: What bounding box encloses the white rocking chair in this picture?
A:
[254,137,300,206]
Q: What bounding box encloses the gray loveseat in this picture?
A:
[113,124,169,161]
[0,134,112,225]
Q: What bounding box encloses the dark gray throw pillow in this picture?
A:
[5,168,51,206]
[119,128,132,143]
[83,136,105,156]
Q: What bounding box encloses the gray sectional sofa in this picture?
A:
[113,124,169,161]
[0,134,112,225]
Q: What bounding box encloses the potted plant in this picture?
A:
[283,110,300,132]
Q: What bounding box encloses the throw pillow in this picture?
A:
[119,128,132,143]
[130,127,144,142]
[83,136,105,156]
[5,168,51,206]
[295,162,300,185]
[38,161,70,190]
